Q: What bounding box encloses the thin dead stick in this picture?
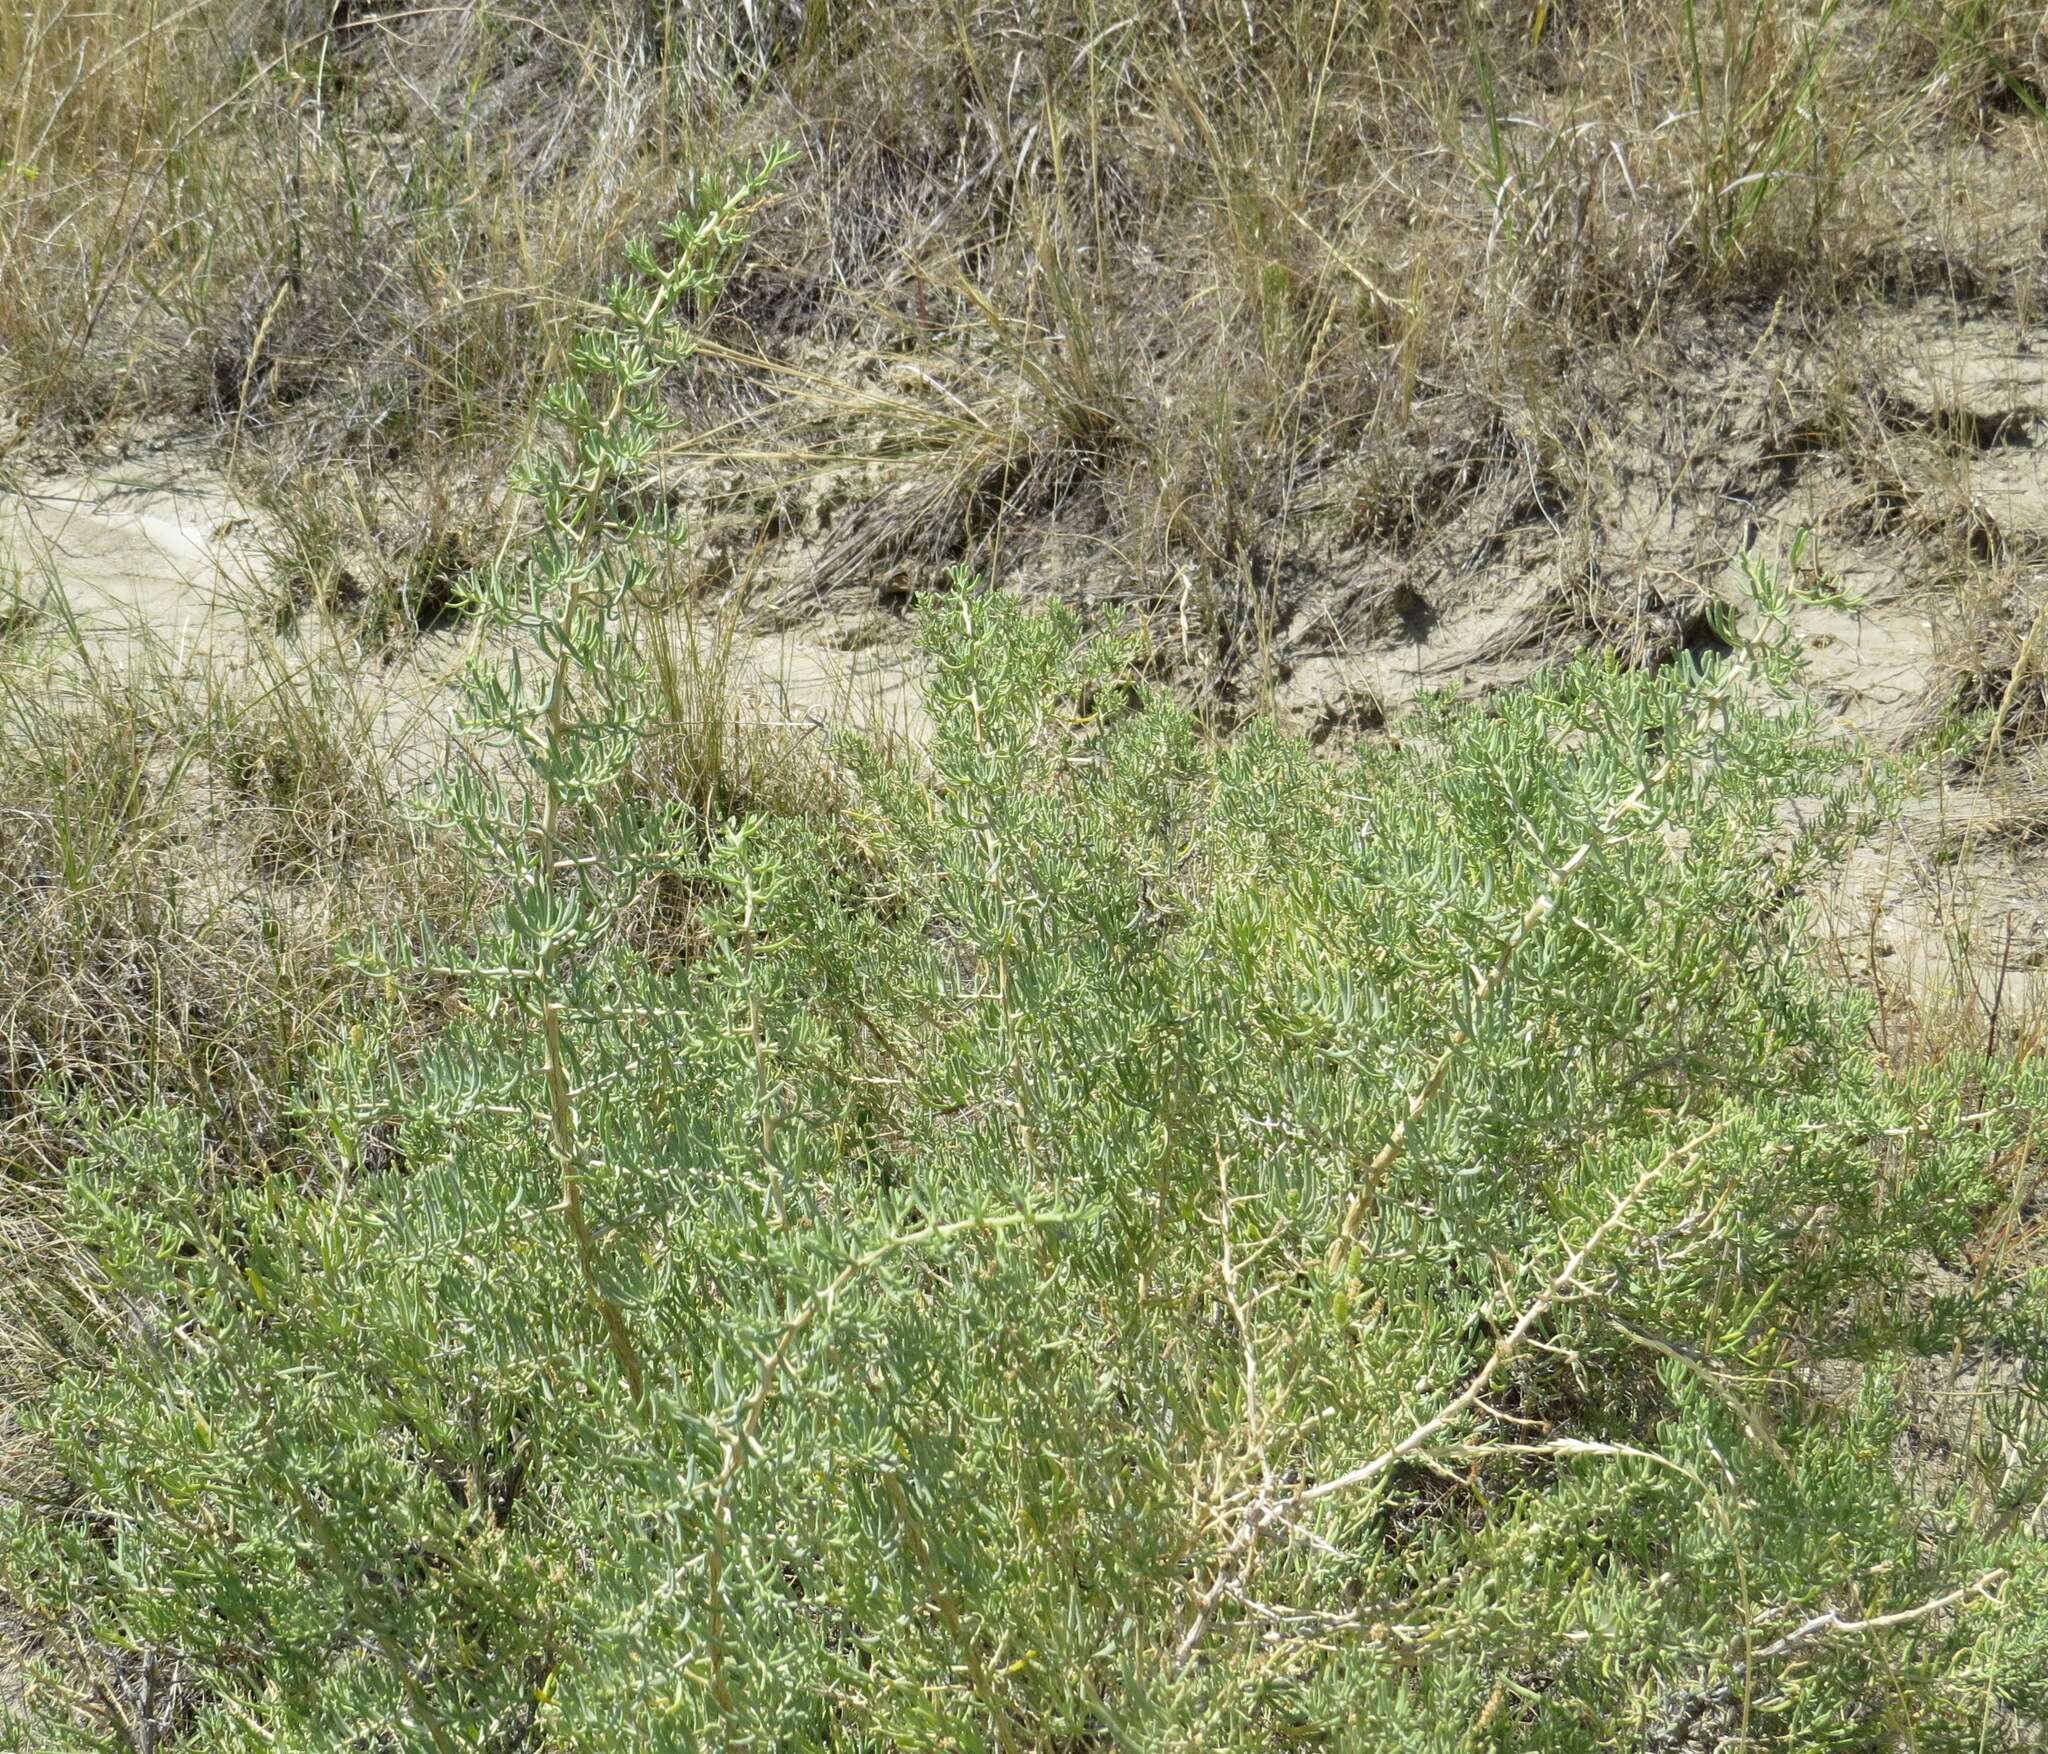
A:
[1310,1122,1723,1511]
[1654,1569,2009,1747]
[1430,1436,1696,1476]
[1181,1121,1726,1672]
[1748,1569,2006,1664]
[1215,1149,1276,1507]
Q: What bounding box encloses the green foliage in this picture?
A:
[6,201,2048,1751]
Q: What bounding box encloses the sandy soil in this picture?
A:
[1,436,929,746]
[1,451,265,649]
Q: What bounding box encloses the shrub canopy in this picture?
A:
[6,187,2046,1751]
[9,588,2048,1749]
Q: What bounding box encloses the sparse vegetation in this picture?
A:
[3,1,2048,1748]
[6,2,2046,702]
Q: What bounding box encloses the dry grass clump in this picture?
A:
[1,0,694,451]
[0,639,301,1426]
[623,605,852,829]
[658,3,2037,709]
[0,632,397,1175]
[7,0,2044,699]
[1894,0,2048,125]
[256,460,507,643]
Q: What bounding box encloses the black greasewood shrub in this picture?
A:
[5,194,2046,1750]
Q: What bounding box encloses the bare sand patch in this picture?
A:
[1,448,264,649]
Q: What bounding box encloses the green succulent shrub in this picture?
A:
[4,174,2046,1752]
